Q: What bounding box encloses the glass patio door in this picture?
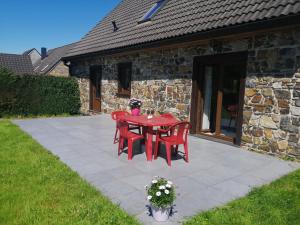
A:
[191,53,247,145]
[201,66,213,131]
[220,65,243,139]
[199,63,243,142]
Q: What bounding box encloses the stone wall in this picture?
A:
[70,62,90,114]
[71,25,300,159]
[242,74,300,159]
[72,51,193,119]
[49,62,70,77]
[242,29,300,158]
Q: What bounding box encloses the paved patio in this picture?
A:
[14,115,299,224]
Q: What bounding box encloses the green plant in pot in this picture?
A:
[146,177,176,222]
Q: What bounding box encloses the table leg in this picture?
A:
[142,126,147,139]
[146,127,153,161]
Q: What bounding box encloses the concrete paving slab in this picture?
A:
[212,180,251,198]
[14,115,300,224]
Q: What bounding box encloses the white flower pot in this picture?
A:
[151,205,171,222]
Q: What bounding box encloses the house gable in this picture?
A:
[23,48,41,67]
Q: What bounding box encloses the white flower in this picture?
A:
[156,191,161,196]
[147,195,152,200]
[166,184,172,188]
[152,180,158,184]
[159,185,166,190]
[164,190,170,195]
[167,181,173,185]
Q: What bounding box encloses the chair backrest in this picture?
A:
[111,111,130,120]
[169,122,191,143]
[118,120,130,138]
[227,105,238,117]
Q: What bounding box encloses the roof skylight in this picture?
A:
[139,0,166,23]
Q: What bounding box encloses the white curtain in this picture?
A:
[202,66,213,130]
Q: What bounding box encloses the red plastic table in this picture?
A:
[121,115,179,161]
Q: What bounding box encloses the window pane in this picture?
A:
[123,68,131,89]
[118,63,132,96]
[220,65,241,138]
[142,0,165,21]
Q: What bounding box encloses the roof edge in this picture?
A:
[63,13,300,61]
[23,48,40,56]
[41,60,62,75]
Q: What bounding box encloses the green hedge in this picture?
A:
[0,67,81,117]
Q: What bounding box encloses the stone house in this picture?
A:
[23,48,42,68]
[63,0,300,159]
[33,44,76,77]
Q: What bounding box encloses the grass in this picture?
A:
[185,169,300,225]
[0,113,81,119]
[0,120,140,225]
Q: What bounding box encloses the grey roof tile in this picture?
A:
[34,43,76,74]
[0,53,34,75]
[66,0,300,58]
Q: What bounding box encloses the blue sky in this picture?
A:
[0,0,120,54]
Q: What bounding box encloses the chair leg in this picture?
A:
[114,128,119,144]
[118,137,122,156]
[166,143,172,166]
[154,138,159,160]
[184,142,189,163]
[128,140,133,160]
[120,137,125,151]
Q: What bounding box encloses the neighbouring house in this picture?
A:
[0,44,74,76]
[23,48,42,67]
[33,43,75,77]
[0,53,34,75]
[63,0,300,159]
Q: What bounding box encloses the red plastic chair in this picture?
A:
[111,111,141,144]
[160,113,177,136]
[154,121,191,166]
[227,104,238,127]
[118,120,144,160]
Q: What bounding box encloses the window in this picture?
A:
[117,62,132,97]
[139,0,166,23]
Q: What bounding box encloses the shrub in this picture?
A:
[0,67,81,117]
[146,177,176,208]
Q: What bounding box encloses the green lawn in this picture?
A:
[0,120,140,225]
[185,169,300,225]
